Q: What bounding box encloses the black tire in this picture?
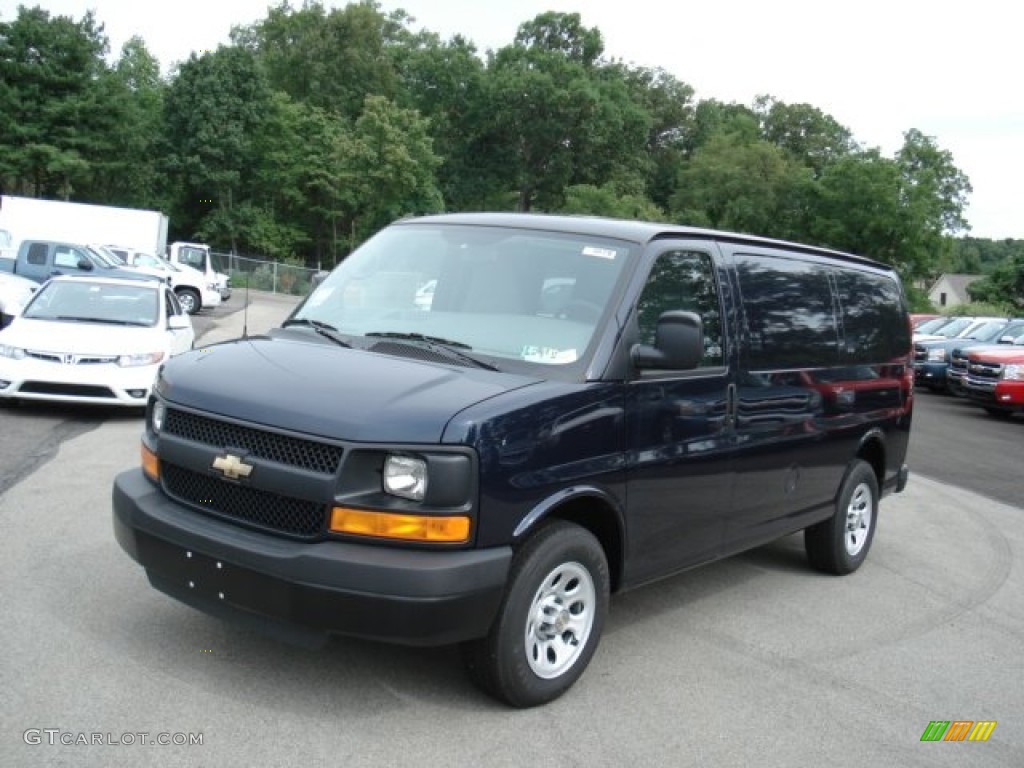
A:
[984,407,1012,420]
[805,459,878,575]
[175,288,201,315]
[462,520,609,708]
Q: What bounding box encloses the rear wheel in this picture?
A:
[805,459,878,575]
[175,288,200,315]
[462,520,609,708]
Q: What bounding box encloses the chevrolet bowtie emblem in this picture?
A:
[212,453,253,480]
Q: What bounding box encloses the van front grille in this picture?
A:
[163,408,343,474]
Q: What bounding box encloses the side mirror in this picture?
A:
[168,314,191,330]
[76,258,94,271]
[998,335,1016,344]
[632,311,704,370]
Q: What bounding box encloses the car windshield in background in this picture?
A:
[914,317,952,334]
[24,280,159,326]
[295,224,635,367]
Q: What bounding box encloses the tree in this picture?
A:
[484,12,649,211]
[338,95,444,243]
[753,96,856,176]
[161,47,274,251]
[967,252,1024,308]
[619,66,696,210]
[83,36,166,207]
[669,133,811,238]
[234,0,403,120]
[393,31,492,210]
[557,183,668,221]
[0,6,111,198]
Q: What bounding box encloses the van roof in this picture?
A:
[402,212,892,271]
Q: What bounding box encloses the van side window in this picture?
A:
[834,270,909,363]
[636,250,724,367]
[736,253,839,369]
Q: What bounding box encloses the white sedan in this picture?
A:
[0,275,194,407]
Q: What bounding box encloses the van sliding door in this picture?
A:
[727,250,842,548]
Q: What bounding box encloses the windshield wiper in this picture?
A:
[364,331,498,371]
[54,316,139,325]
[281,317,351,348]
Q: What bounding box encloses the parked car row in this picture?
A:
[0,238,229,319]
[912,315,1024,419]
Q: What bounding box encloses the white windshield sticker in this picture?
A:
[521,346,578,364]
[581,246,616,260]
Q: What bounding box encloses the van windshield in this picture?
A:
[292,223,634,368]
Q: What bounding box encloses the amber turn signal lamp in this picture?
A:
[142,443,160,482]
[330,507,470,543]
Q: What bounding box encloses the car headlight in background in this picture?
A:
[0,344,26,359]
[117,351,165,367]
[926,348,947,362]
[383,454,428,501]
[1004,364,1023,381]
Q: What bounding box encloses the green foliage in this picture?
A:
[0,7,111,198]
[967,252,1024,309]
[557,183,669,221]
[669,133,811,239]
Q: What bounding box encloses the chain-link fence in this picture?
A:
[212,253,325,297]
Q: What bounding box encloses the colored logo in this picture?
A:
[920,720,996,742]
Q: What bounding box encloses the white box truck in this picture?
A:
[0,195,170,261]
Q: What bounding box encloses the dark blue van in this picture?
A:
[113,213,913,707]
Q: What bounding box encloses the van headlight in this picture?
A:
[0,344,26,360]
[151,400,166,433]
[1005,364,1023,382]
[383,454,428,501]
[926,348,947,362]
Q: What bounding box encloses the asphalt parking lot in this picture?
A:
[1,294,1022,767]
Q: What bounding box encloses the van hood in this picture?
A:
[157,333,539,442]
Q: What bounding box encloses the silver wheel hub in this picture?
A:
[844,482,873,557]
[525,561,595,679]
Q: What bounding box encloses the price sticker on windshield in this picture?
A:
[581,246,616,260]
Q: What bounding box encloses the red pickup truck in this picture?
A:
[963,345,1024,418]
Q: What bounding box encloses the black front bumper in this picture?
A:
[112,469,511,647]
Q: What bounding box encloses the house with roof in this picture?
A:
[928,273,982,308]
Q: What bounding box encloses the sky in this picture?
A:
[8,0,1023,239]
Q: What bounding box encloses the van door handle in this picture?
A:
[726,382,737,430]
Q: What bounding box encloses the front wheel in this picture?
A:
[175,288,201,315]
[462,520,609,708]
[805,459,878,575]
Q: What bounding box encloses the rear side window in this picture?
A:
[26,242,48,265]
[835,270,909,363]
[735,253,839,370]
